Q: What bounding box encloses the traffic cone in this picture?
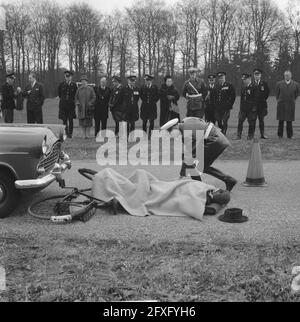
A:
[242,138,268,187]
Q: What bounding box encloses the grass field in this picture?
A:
[1,236,300,302]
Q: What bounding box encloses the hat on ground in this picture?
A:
[6,72,16,79]
[208,74,216,80]
[218,208,248,223]
[253,68,263,74]
[80,74,88,81]
[160,118,179,131]
[64,70,74,76]
[188,67,198,74]
[242,73,251,80]
[144,74,154,80]
[217,71,226,77]
[112,75,121,83]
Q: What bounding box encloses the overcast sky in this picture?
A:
[41,0,290,14]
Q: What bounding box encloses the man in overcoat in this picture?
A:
[123,74,140,136]
[204,74,217,124]
[236,73,257,140]
[109,75,125,136]
[214,72,236,135]
[94,76,111,137]
[58,70,77,138]
[23,72,45,124]
[140,74,159,138]
[0,72,17,123]
[275,70,300,139]
[252,68,270,139]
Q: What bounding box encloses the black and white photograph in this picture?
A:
[0,0,300,308]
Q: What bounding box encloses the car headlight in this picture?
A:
[42,137,50,155]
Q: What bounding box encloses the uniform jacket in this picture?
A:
[252,80,269,111]
[205,83,217,111]
[94,86,111,119]
[183,79,207,111]
[140,84,159,121]
[109,84,126,121]
[75,85,96,120]
[123,84,140,122]
[58,81,77,120]
[23,82,44,110]
[215,81,236,111]
[240,83,256,112]
[179,117,230,165]
[275,80,300,121]
[0,82,16,110]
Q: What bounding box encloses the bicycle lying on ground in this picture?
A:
[28,169,119,223]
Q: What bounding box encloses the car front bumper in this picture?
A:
[15,152,71,190]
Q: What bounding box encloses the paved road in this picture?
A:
[1,160,300,245]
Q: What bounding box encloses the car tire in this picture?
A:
[0,170,19,218]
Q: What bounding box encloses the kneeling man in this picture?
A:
[161,117,237,191]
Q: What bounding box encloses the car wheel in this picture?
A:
[0,170,19,218]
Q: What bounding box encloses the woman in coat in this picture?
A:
[75,75,96,139]
[159,75,180,126]
[275,70,300,139]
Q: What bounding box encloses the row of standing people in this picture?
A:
[58,71,181,139]
[1,68,299,140]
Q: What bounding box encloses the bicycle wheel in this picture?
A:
[28,193,96,223]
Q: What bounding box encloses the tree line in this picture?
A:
[1,0,300,97]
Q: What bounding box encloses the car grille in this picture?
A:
[38,143,60,173]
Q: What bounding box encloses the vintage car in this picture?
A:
[0,124,71,218]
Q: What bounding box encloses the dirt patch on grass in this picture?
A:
[1,235,300,302]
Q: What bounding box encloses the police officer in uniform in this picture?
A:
[204,74,217,124]
[0,72,18,123]
[215,72,236,135]
[140,74,159,138]
[109,75,125,136]
[160,117,237,191]
[94,76,111,137]
[123,74,140,136]
[252,68,270,139]
[58,70,77,138]
[236,73,256,140]
[183,67,207,118]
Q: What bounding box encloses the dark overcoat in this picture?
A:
[205,84,217,112]
[58,81,77,120]
[275,80,300,121]
[140,84,159,121]
[94,86,111,120]
[215,81,236,119]
[109,84,126,122]
[252,80,269,116]
[0,82,16,110]
[123,84,140,123]
[23,82,44,111]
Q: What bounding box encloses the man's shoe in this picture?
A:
[225,177,238,192]
[247,136,253,140]
[278,136,283,139]
[288,136,294,139]
[261,135,268,139]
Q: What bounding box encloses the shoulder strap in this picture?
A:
[188,81,200,95]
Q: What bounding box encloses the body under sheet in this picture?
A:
[92,168,216,220]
